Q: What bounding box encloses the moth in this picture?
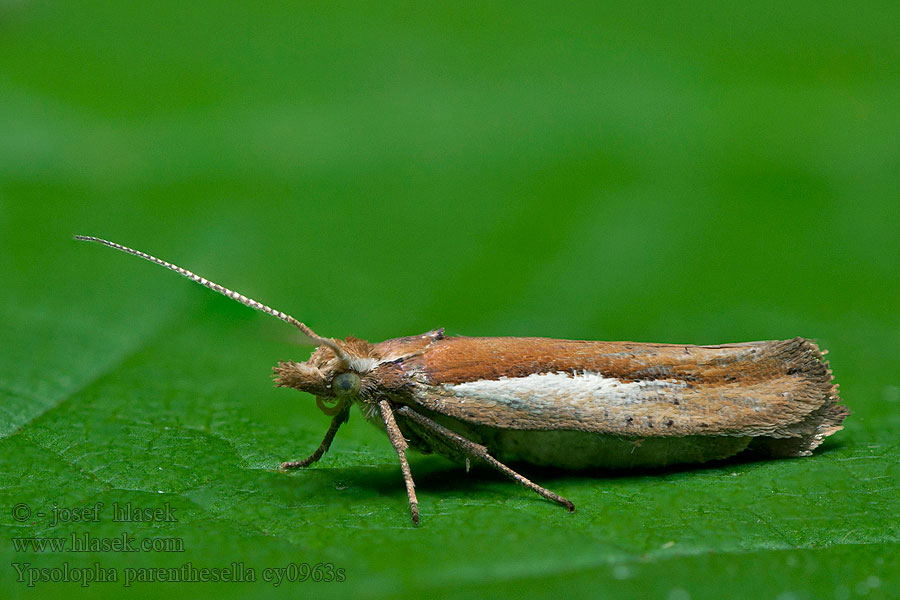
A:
[76,236,848,525]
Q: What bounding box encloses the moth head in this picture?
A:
[273,337,380,413]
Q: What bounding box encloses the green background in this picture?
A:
[1,2,898,598]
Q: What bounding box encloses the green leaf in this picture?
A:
[1,2,898,599]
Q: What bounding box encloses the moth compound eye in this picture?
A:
[333,372,361,396]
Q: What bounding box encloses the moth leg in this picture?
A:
[396,406,575,513]
[378,399,420,526]
[281,405,350,469]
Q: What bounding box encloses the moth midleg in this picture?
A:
[396,406,575,512]
[281,405,350,469]
[378,399,420,526]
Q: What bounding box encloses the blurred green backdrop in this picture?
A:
[1,2,898,599]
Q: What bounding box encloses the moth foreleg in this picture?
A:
[281,405,350,469]
[396,406,575,513]
[378,399,420,526]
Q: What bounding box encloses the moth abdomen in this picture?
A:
[480,429,755,470]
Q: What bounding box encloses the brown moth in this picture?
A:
[76,236,849,525]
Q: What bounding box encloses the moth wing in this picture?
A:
[396,336,845,454]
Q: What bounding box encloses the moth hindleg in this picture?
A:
[379,399,420,526]
[396,406,575,513]
[281,405,350,469]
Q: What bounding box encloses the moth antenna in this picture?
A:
[74,235,351,365]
